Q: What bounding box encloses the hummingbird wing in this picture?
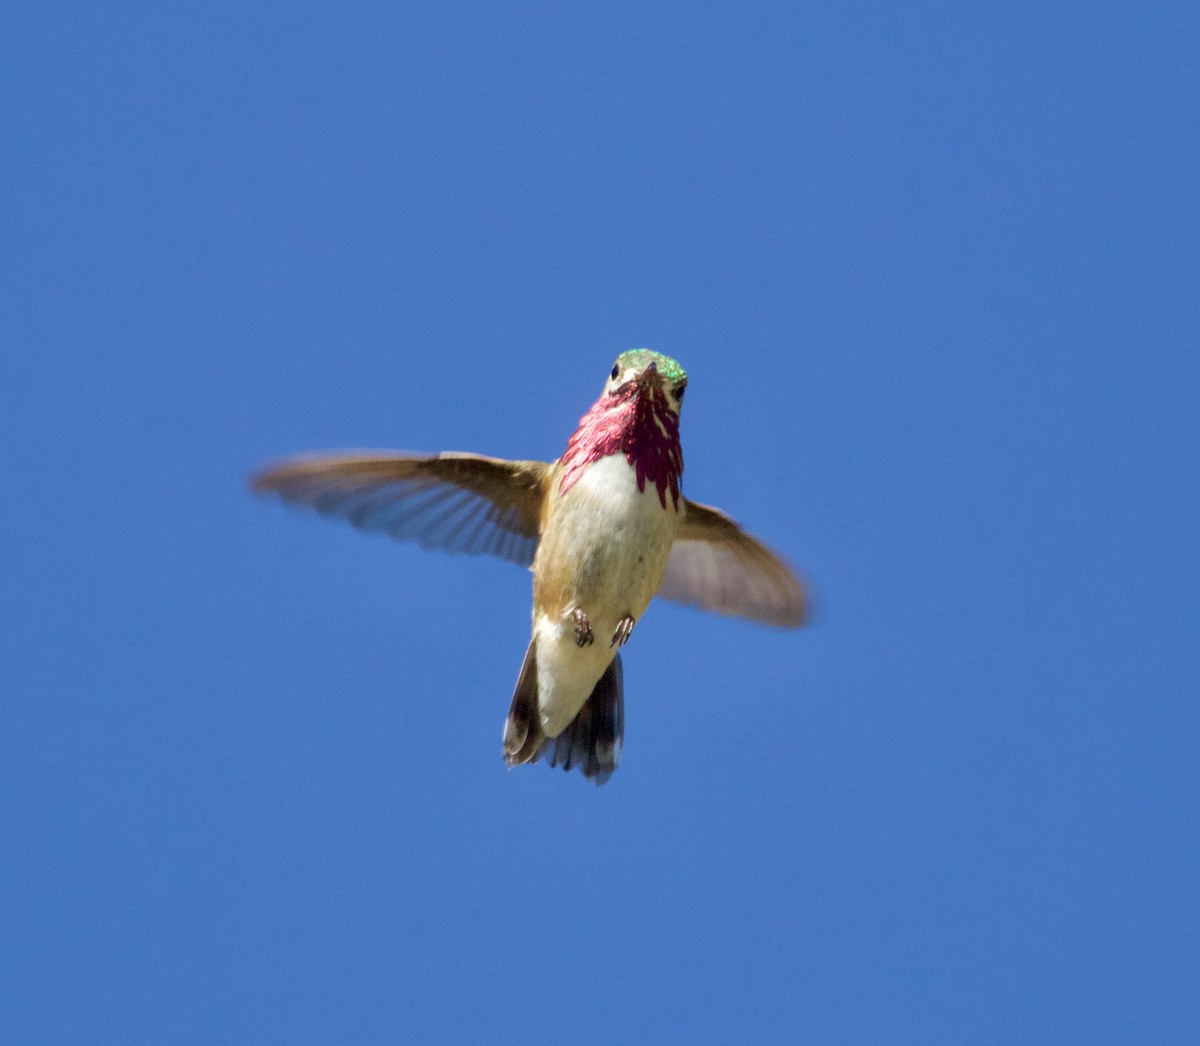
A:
[250,452,551,567]
[656,499,809,627]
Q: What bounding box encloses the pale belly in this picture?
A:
[531,454,681,737]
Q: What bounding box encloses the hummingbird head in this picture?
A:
[602,349,688,416]
[560,349,688,510]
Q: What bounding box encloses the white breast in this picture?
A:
[531,454,682,737]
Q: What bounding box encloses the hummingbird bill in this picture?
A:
[252,349,808,784]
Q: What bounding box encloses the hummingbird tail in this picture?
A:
[503,639,545,767]
[502,643,625,786]
[545,654,624,786]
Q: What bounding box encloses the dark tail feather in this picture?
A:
[546,653,624,786]
[503,639,544,767]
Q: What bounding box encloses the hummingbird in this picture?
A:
[252,349,808,784]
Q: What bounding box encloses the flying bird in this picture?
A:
[252,349,808,784]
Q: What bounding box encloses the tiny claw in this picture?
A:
[573,608,595,647]
[611,614,635,648]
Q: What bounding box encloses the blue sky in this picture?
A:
[3,2,1197,1042]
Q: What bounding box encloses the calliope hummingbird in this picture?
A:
[253,349,807,784]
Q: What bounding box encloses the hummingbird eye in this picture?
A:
[675,383,687,403]
[611,363,620,380]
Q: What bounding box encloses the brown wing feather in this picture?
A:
[656,498,809,627]
[251,451,552,567]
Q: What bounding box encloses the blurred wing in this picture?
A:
[251,451,552,567]
[657,498,809,627]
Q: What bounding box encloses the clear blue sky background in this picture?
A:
[3,2,1197,1042]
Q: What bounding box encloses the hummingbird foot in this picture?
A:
[611,614,635,648]
[572,608,595,647]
